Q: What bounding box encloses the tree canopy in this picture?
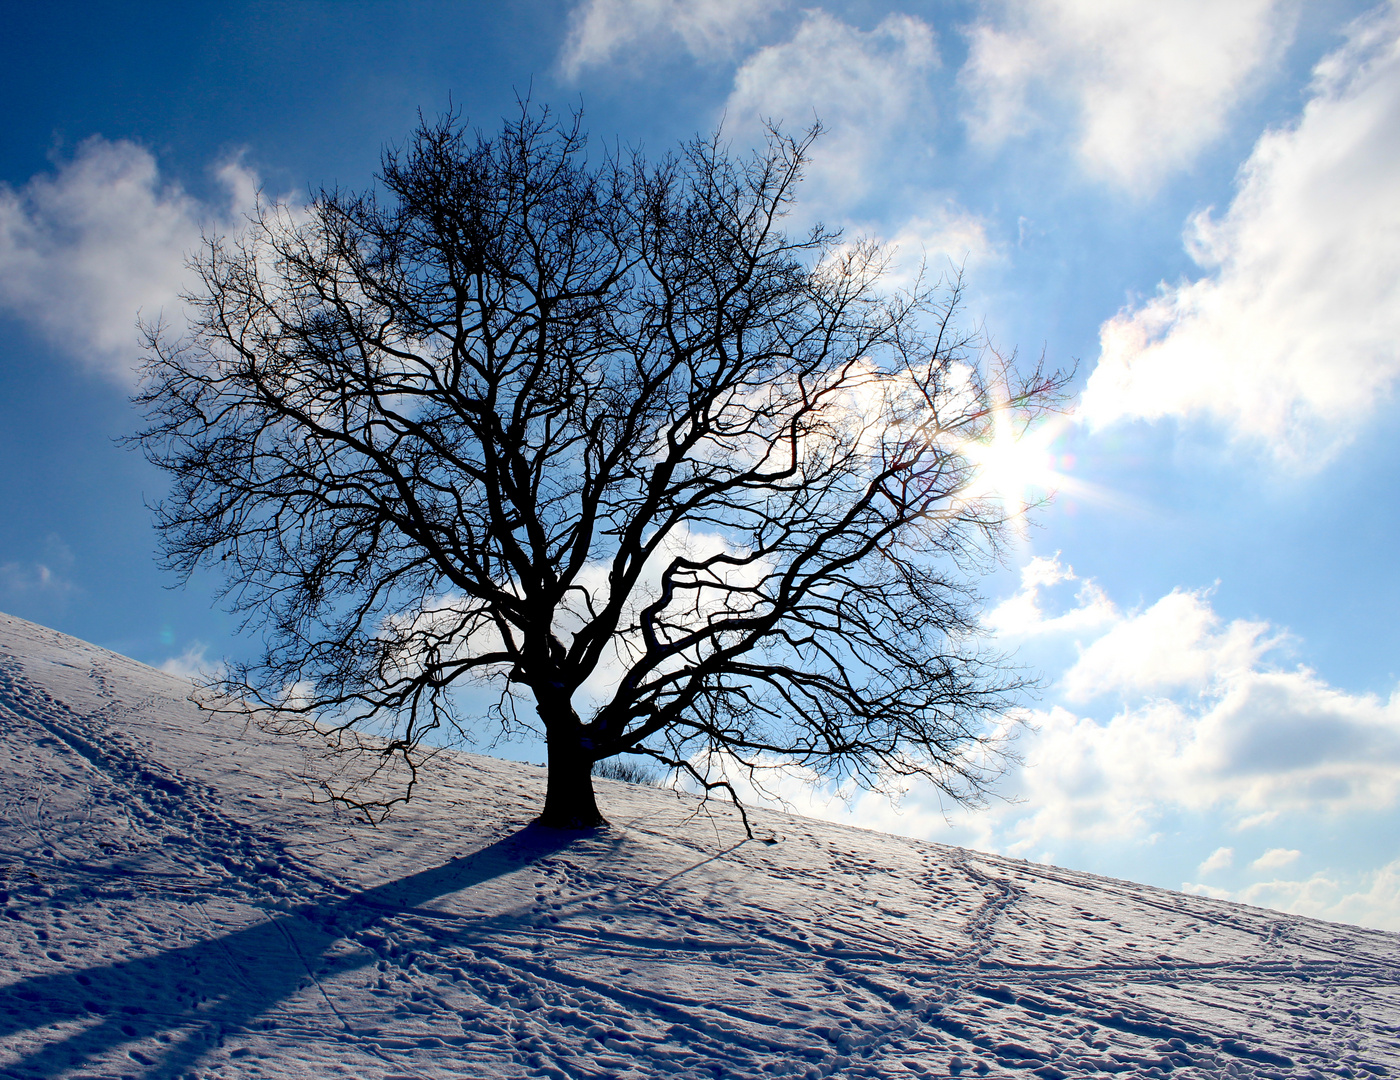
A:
[134,109,1061,829]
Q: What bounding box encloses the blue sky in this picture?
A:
[3,0,1400,929]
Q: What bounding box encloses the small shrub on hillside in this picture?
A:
[592,759,660,786]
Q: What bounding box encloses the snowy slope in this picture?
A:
[1,612,1397,1080]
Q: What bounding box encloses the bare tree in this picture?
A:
[134,109,1061,829]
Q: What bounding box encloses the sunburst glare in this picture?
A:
[961,407,1075,528]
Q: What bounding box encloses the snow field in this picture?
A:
[1,611,1397,1079]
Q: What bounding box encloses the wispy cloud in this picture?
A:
[724,11,939,207]
[0,535,78,606]
[158,643,225,683]
[958,0,1292,191]
[0,560,76,598]
[1252,847,1301,870]
[865,205,1001,292]
[559,0,784,78]
[1080,4,1400,459]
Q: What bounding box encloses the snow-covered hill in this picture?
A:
[1,612,1397,1080]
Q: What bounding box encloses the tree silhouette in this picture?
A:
[134,108,1060,829]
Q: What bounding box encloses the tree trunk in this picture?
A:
[536,738,607,829]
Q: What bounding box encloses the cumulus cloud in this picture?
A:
[989,614,1400,850]
[1198,846,1234,874]
[725,11,939,207]
[1080,4,1400,459]
[1060,588,1275,702]
[959,0,1291,189]
[559,0,782,77]
[1240,860,1400,931]
[0,137,257,382]
[917,558,1400,846]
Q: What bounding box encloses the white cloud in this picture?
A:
[983,553,1117,638]
[922,560,1400,849]
[0,561,75,598]
[725,11,939,206]
[959,0,1292,189]
[0,535,77,604]
[1181,881,1232,900]
[1187,861,1400,928]
[1080,4,1400,459]
[0,138,257,382]
[373,520,774,728]
[1021,553,1074,591]
[559,0,782,78]
[1251,846,1300,870]
[158,643,224,683]
[995,652,1400,853]
[1239,860,1400,930]
[1060,588,1274,702]
[571,522,777,714]
[716,11,994,303]
[1198,845,1234,874]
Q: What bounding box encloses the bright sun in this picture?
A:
[960,407,1070,518]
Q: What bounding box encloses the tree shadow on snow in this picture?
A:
[0,824,589,1079]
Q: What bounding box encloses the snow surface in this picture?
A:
[1,612,1397,1080]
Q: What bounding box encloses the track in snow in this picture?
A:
[1,611,1398,1080]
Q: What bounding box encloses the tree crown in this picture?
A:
[134,108,1062,828]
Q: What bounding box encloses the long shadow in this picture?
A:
[0,824,585,1079]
